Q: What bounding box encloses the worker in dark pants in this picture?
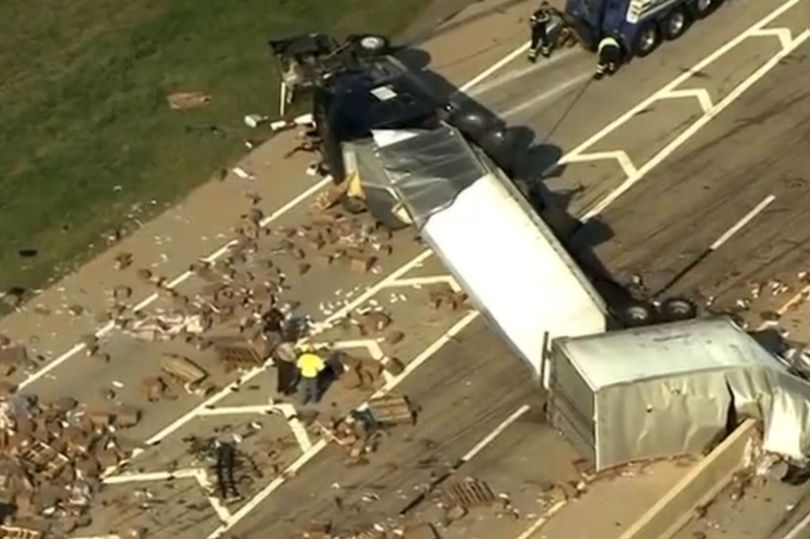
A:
[528,2,554,62]
[273,341,299,396]
[594,35,623,79]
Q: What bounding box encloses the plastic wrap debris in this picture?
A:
[125,314,205,342]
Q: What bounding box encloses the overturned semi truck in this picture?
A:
[266,30,810,472]
[360,123,810,471]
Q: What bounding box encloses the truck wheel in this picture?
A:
[342,196,367,214]
[690,0,718,19]
[356,34,390,56]
[659,298,697,321]
[663,8,689,40]
[634,24,660,57]
[618,303,654,327]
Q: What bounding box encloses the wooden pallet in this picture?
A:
[367,394,413,425]
[214,343,263,370]
[440,478,496,510]
[160,354,207,386]
[0,524,43,539]
[19,440,69,480]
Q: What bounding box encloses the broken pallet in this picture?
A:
[367,394,413,426]
[439,478,496,510]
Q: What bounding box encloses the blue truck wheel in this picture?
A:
[635,24,661,57]
[664,7,690,40]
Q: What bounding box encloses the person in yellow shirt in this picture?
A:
[296,347,327,405]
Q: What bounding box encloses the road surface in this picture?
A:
[1,0,808,537]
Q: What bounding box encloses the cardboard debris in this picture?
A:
[160,355,207,387]
[367,394,413,426]
[167,91,212,110]
[0,389,135,533]
[402,524,440,539]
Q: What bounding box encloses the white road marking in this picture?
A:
[514,500,568,539]
[307,249,433,333]
[501,72,592,118]
[18,178,329,390]
[327,338,396,384]
[516,0,808,222]
[107,249,434,466]
[207,310,480,538]
[468,47,583,97]
[565,149,639,180]
[197,403,313,452]
[657,88,714,113]
[387,275,461,291]
[582,27,808,220]
[457,41,531,93]
[710,194,775,250]
[104,467,231,523]
[24,31,533,398]
[783,510,810,539]
[460,403,530,462]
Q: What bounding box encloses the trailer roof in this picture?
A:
[555,317,785,390]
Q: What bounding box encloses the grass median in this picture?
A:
[0,0,429,299]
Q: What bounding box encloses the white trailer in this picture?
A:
[370,126,608,383]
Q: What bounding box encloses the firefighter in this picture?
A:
[528,2,554,62]
[594,35,623,79]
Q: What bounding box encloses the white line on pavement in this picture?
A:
[468,47,583,97]
[501,71,592,118]
[385,275,461,291]
[18,177,330,391]
[514,500,568,539]
[563,0,805,169]
[582,27,808,220]
[139,250,432,449]
[207,310,480,538]
[461,403,530,462]
[710,194,775,250]
[783,509,810,539]
[104,467,232,522]
[457,41,531,93]
[26,34,530,395]
[196,403,313,452]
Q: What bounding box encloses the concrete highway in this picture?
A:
[224,0,810,537]
[0,0,808,537]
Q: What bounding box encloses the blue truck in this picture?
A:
[562,0,723,57]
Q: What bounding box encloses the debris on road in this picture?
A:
[439,478,497,512]
[160,354,208,388]
[167,91,212,110]
[0,388,139,534]
[427,283,467,311]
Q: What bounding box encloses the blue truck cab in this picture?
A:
[563,0,722,57]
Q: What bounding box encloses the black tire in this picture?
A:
[663,7,690,40]
[659,298,697,322]
[618,303,655,327]
[634,23,661,57]
[342,196,367,215]
[689,0,720,19]
[354,34,390,56]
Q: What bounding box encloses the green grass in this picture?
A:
[0,0,429,295]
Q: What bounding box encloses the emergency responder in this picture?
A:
[273,341,299,396]
[595,35,623,79]
[295,346,327,405]
[528,2,554,62]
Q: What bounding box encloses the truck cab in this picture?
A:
[564,0,722,56]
